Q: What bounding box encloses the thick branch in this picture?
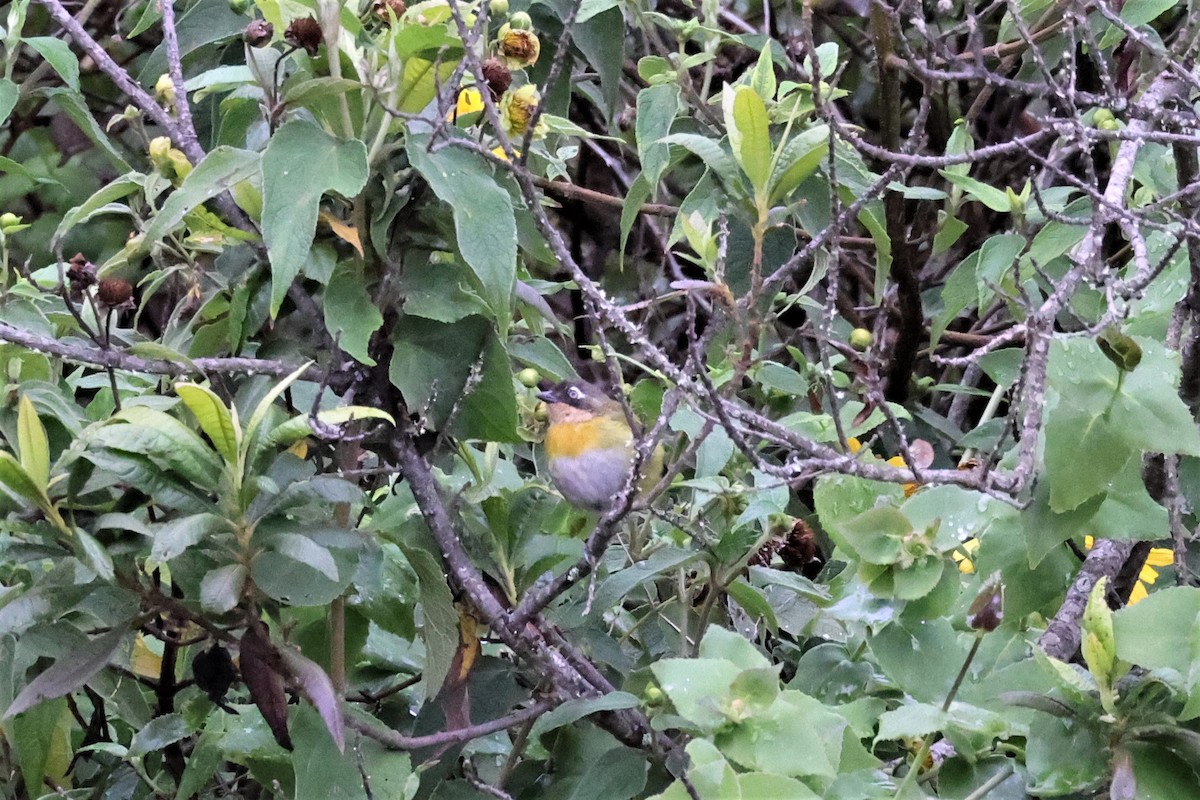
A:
[346,699,553,751]
[0,321,316,379]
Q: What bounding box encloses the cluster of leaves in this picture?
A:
[0,0,1199,798]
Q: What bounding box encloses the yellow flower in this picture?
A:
[447,86,485,123]
[1083,536,1173,604]
[953,538,980,574]
[490,145,520,161]
[846,437,919,497]
[497,26,540,69]
[499,84,545,140]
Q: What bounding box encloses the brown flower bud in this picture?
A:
[967,571,1004,632]
[244,19,274,47]
[498,27,540,69]
[372,0,407,23]
[67,253,97,289]
[481,57,512,99]
[285,16,322,56]
[97,278,134,308]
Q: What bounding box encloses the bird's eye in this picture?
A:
[566,385,585,402]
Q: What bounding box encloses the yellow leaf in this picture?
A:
[317,210,363,256]
[130,633,163,678]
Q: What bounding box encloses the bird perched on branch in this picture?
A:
[538,380,664,512]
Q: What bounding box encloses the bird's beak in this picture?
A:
[537,388,556,404]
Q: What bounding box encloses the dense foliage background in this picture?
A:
[1,0,1199,797]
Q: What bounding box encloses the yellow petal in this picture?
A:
[1128,581,1149,605]
[886,455,906,468]
[846,437,863,454]
[952,539,980,574]
[317,210,364,256]
[1084,535,1095,549]
[1138,565,1160,587]
[1144,547,1174,567]
[451,86,484,120]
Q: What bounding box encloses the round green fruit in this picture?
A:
[849,328,873,351]
[517,367,540,388]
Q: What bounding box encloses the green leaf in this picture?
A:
[0,451,46,506]
[252,550,352,607]
[1045,398,1132,512]
[0,79,17,126]
[939,171,1013,212]
[877,702,947,740]
[262,121,368,316]
[399,543,458,698]
[151,513,232,563]
[388,314,518,441]
[636,84,679,189]
[24,37,79,91]
[16,395,49,492]
[768,125,829,205]
[7,697,70,795]
[699,626,773,670]
[651,658,742,731]
[200,564,246,613]
[716,691,845,778]
[89,407,226,493]
[140,147,261,252]
[174,383,240,466]
[243,362,313,448]
[870,619,968,704]
[659,134,745,198]
[74,528,115,581]
[727,86,772,197]
[4,627,130,718]
[323,260,383,366]
[576,0,621,23]
[1046,338,1200,511]
[396,57,458,113]
[726,578,779,634]
[128,714,190,758]
[267,406,396,448]
[974,233,1026,315]
[837,507,910,564]
[40,89,129,171]
[529,692,640,739]
[1113,587,1200,674]
[54,174,144,245]
[749,47,777,101]
[270,533,338,582]
[407,135,517,319]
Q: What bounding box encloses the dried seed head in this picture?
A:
[372,0,407,23]
[500,84,544,139]
[97,278,134,308]
[244,19,274,47]
[481,57,512,99]
[498,27,540,69]
[285,16,322,56]
[67,253,97,288]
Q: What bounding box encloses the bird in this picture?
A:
[537,380,665,512]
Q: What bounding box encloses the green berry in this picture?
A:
[508,10,532,29]
[489,0,509,15]
[849,328,873,351]
[0,212,20,229]
[517,367,540,388]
